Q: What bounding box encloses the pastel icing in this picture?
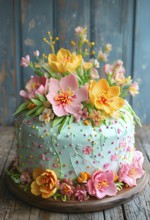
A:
[15,108,135,180]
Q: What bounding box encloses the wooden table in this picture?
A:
[0,126,150,220]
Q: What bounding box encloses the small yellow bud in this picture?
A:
[91,51,95,55]
[50,36,53,40]
[47,31,51,35]
[70,40,76,46]
[55,37,59,41]
[90,42,95,46]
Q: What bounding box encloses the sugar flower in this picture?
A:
[118,162,144,187]
[75,185,89,202]
[20,55,30,67]
[89,110,104,126]
[60,183,74,197]
[86,170,117,199]
[90,68,99,79]
[104,44,112,53]
[132,150,144,168]
[20,171,32,184]
[33,50,40,57]
[89,78,125,115]
[39,108,54,123]
[48,48,82,73]
[46,74,88,117]
[31,168,58,198]
[77,172,91,183]
[98,51,108,62]
[129,82,139,96]
[82,146,92,155]
[20,76,48,99]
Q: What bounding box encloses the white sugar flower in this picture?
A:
[39,108,54,123]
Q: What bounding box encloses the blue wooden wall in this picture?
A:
[0,0,150,125]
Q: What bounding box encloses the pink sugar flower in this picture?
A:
[104,63,113,75]
[20,171,32,184]
[129,82,139,96]
[33,50,40,57]
[132,150,144,168]
[46,74,88,117]
[20,55,30,67]
[119,139,127,148]
[75,185,88,202]
[86,170,117,199]
[20,76,48,99]
[82,146,92,155]
[118,150,144,187]
[111,154,118,161]
[103,163,110,169]
[60,183,74,197]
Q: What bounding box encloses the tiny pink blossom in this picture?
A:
[104,64,113,75]
[119,139,127,148]
[75,185,88,202]
[33,50,40,57]
[46,74,88,117]
[111,154,118,161]
[103,163,110,169]
[79,108,89,120]
[86,170,117,199]
[90,68,99,79]
[20,76,48,99]
[82,146,92,155]
[129,82,139,96]
[20,171,31,184]
[20,55,30,67]
[118,162,144,187]
[132,150,144,168]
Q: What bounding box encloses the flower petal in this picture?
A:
[52,104,68,117]
[74,87,88,102]
[65,103,82,116]
[109,97,125,110]
[92,79,109,96]
[49,78,60,95]
[31,181,41,196]
[32,168,44,179]
[60,74,78,91]
[107,86,120,97]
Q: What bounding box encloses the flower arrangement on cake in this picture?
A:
[7,26,144,202]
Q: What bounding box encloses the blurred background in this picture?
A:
[0,0,150,125]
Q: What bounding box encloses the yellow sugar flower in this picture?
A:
[31,168,58,198]
[48,48,82,73]
[89,78,125,115]
[82,61,93,70]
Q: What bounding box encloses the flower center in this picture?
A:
[97,180,108,190]
[129,167,137,177]
[54,89,74,105]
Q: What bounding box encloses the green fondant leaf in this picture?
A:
[52,116,65,127]
[26,106,39,116]
[31,99,43,106]
[33,106,45,117]
[37,93,47,102]
[58,116,69,134]
[115,182,124,192]
[68,115,74,124]
[13,101,29,115]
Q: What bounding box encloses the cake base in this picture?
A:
[5,164,149,213]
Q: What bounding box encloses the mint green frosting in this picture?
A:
[15,109,135,179]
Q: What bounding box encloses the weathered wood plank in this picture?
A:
[132,0,150,123]
[54,0,91,49]
[92,0,134,75]
[0,0,18,125]
[0,127,14,176]
[69,212,104,220]
[20,0,53,87]
[104,206,124,220]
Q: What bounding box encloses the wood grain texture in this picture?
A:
[0,126,150,219]
[132,0,150,124]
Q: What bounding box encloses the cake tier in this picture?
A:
[15,110,135,179]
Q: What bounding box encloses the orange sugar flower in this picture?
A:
[77,172,91,183]
[89,78,125,115]
[48,48,82,73]
[31,168,58,198]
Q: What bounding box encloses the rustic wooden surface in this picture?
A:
[0,126,150,219]
[0,0,150,125]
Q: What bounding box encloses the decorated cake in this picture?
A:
[8,26,144,202]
